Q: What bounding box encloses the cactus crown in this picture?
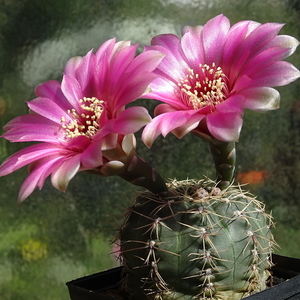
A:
[119,179,275,300]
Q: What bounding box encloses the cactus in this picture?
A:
[119,178,274,300]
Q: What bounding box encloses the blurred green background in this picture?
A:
[0,0,299,299]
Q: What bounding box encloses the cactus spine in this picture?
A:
[120,179,274,300]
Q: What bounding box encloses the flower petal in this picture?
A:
[18,156,64,203]
[143,15,299,144]
[73,50,97,93]
[146,78,187,109]
[239,47,292,79]
[180,29,204,68]
[142,109,202,147]
[108,44,138,94]
[0,143,64,176]
[95,38,117,62]
[127,50,165,74]
[201,14,230,65]
[248,61,300,88]
[147,39,189,80]
[270,35,300,58]
[27,97,71,123]
[112,106,151,135]
[241,87,280,112]
[80,139,104,169]
[2,122,63,143]
[113,72,157,110]
[121,134,136,156]
[51,154,81,192]
[61,74,84,111]
[206,112,243,142]
[35,80,71,111]
[222,20,259,68]
[64,55,83,77]
[216,94,245,114]
[3,114,57,131]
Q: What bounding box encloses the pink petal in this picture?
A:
[126,50,165,74]
[2,123,64,143]
[51,154,81,192]
[111,106,151,134]
[65,135,91,150]
[35,80,71,111]
[147,39,189,80]
[269,35,300,58]
[73,50,96,93]
[114,73,157,110]
[80,139,104,169]
[27,97,71,123]
[100,133,118,151]
[206,111,243,142]
[64,55,83,77]
[3,114,57,131]
[146,79,188,110]
[216,94,245,114]
[201,14,230,66]
[0,143,65,176]
[238,47,290,78]
[222,21,260,76]
[101,44,138,106]
[93,55,109,100]
[231,74,252,92]
[248,61,300,88]
[18,156,65,203]
[142,109,202,148]
[182,25,203,36]
[181,29,205,68]
[172,113,205,139]
[151,34,184,63]
[35,80,60,97]
[110,40,132,61]
[110,44,138,84]
[35,157,67,189]
[243,23,284,57]
[240,87,280,112]
[95,38,117,62]
[234,23,284,73]
[61,74,84,111]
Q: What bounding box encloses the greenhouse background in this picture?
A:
[0,0,299,299]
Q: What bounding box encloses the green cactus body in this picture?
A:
[120,179,274,300]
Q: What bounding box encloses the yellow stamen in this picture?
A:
[61,97,105,139]
[179,63,227,110]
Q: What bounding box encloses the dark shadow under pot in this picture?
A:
[66,254,300,300]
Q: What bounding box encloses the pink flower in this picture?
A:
[0,38,164,202]
[142,14,300,147]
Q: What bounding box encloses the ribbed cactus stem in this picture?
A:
[209,140,236,190]
[118,155,168,196]
[120,178,274,300]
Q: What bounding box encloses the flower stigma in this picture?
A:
[61,97,105,139]
[178,63,227,110]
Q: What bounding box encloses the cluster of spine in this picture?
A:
[119,179,275,300]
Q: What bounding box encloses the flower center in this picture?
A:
[61,97,104,139]
[178,63,227,110]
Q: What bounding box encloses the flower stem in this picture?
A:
[208,140,236,190]
[118,155,169,196]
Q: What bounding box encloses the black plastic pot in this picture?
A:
[66,254,300,300]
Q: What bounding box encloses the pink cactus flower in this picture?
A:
[0,38,164,202]
[142,14,300,147]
